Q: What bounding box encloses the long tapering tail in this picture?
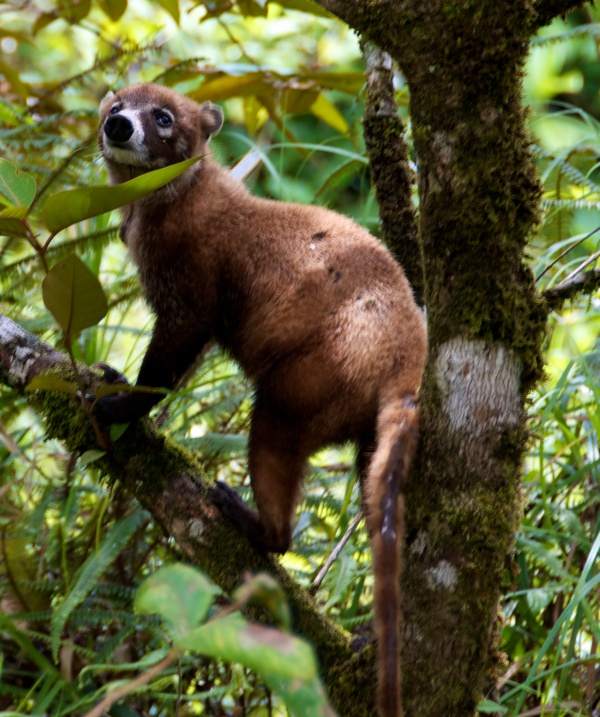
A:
[364,393,420,717]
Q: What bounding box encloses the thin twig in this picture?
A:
[536,224,600,281]
[310,510,364,593]
[83,649,180,717]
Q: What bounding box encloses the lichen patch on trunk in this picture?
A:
[436,339,522,437]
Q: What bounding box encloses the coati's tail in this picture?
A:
[364,393,420,717]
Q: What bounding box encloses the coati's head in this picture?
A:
[99,83,223,190]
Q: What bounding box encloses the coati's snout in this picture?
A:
[104,114,134,144]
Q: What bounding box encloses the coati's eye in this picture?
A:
[109,106,120,115]
[156,112,173,128]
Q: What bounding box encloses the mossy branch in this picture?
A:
[0,313,375,717]
[361,41,424,305]
[542,268,600,310]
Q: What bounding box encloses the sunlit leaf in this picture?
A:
[97,0,127,21]
[25,375,78,396]
[281,88,319,115]
[42,156,202,234]
[188,74,272,103]
[180,615,336,717]
[0,159,36,208]
[135,564,220,638]
[310,94,348,134]
[156,0,180,23]
[42,254,108,342]
[0,205,29,237]
[274,0,333,17]
[79,449,106,466]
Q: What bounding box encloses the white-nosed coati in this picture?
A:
[97,83,427,717]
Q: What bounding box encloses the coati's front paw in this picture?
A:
[92,394,132,426]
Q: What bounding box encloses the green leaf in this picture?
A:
[42,155,203,234]
[25,375,78,396]
[97,0,127,21]
[50,511,145,660]
[109,423,130,441]
[478,699,507,714]
[42,254,108,342]
[310,94,348,134]
[156,0,180,23]
[188,74,272,103]
[274,0,333,17]
[0,205,29,237]
[179,615,336,716]
[0,159,36,208]
[79,449,106,467]
[135,564,220,638]
[233,573,291,630]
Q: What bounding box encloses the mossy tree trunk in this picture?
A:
[317,1,581,715]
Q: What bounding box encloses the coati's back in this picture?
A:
[99,83,427,717]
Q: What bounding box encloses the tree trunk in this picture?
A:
[315,1,580,714]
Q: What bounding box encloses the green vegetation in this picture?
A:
[0,1,599,715]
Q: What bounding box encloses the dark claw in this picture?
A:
[92,362,129,385]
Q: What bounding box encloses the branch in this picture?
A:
[542,268,600,310]
[0,313,375,716]
[361,41,424,305]
[532,0,589,29]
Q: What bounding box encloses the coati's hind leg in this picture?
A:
[213,399,309,554]
[363,392,420,717]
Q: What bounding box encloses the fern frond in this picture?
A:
[0,227,119,286]
[50,510,147,660]
[531,23,600,47]
[542,198,600,211]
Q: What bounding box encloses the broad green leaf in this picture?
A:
[25,375,78,396]
[478,700,507,714]
[0,205,28,237]
[243,96,269,135]
[58,0,91,23]
[79,449,106,467]
[180,615,336,716]
[304,70,365,95]
[42,155,203,234]
[238,0,268,16]
[156,0,180,23]
[135,564,219,638]
[179,614,316,680]
[233,573,291,630]
[109,423,130,442]
[97,0,127,21]
[188,74,272,103]
[275,0,333,17]
[310,94,348,134]
[42,254,108,342]
[281,88,319,115]
[50,511,145,660]
[0,159,36,208]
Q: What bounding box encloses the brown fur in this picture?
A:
[97,83,427,717]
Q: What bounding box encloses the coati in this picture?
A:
[97,82,427,717]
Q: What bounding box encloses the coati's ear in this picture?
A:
[100,90,116,116]
[200,102,224,138]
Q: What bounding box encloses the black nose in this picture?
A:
[104,114,134,143]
